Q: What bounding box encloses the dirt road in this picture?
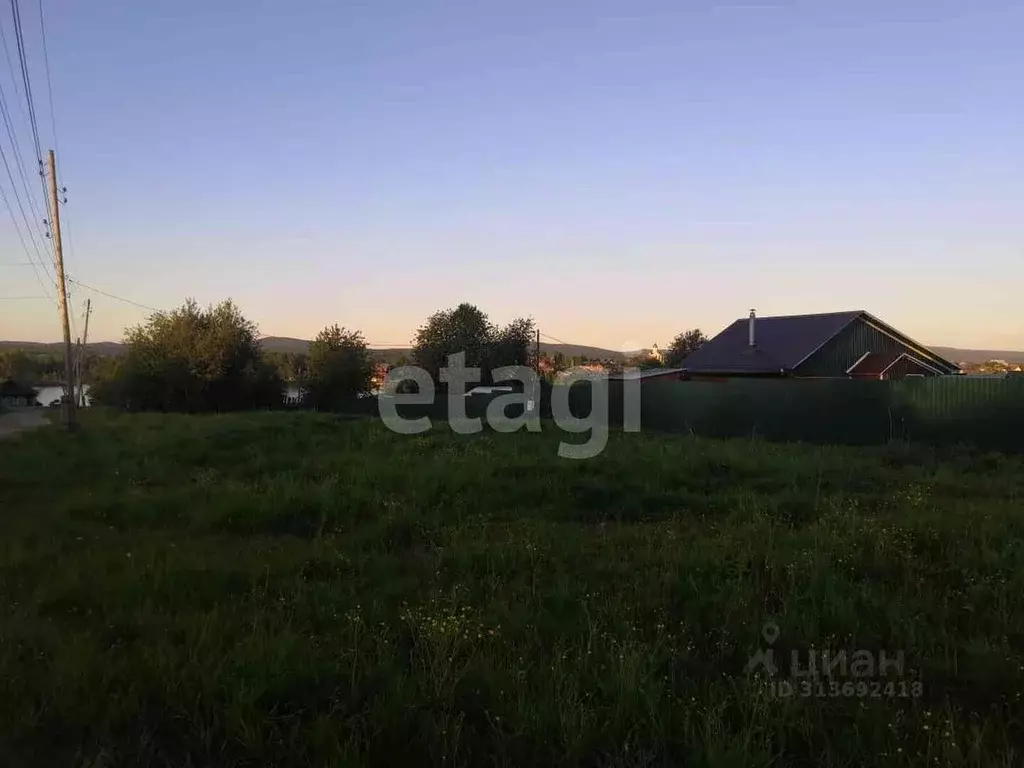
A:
[0,409,51,440]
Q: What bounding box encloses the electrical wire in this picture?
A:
[68,279,77,339]
[0,0,54,293]
[35,0,55,148]
[0,105,53,287]
[9,0,55,279]
[36,0,70,277]
[539,331,572,346]
[0,143,54,299]
[9,0,42,167]
[65,277,165,314]
[0,8,24,115]
[0,76,44,234]
[0,141,53,274]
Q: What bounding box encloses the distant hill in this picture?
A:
[931,347,1024,365]
[3,338,1020,365]
[258,337,310,354]
[259,338,629,362]
[260,338,410,364]
[0,337,413,361]
[368,348,412,365]
[540,343,627,361]
[0,340,126,356]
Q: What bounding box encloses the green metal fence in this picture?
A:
[891,376,1024,452]
[327,391,533,423]
[630,377,1024,452]
[324,377,1024,453]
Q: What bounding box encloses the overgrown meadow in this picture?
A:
[1,411,1023,766]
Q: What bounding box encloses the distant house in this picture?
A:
[1,378,38,407]
[370,362,391,390]
[608,367,685,383]
[680,310,960,381]
[555,364,609,382]
[464,385,516,396]
[634,344,665,364]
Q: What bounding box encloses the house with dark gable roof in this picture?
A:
[1,378,39,407]
[680,310,960,380]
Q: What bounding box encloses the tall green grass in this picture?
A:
[1,411,1022,766]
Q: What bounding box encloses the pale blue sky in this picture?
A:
[2,0,1022,350]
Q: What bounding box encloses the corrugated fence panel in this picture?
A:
[327,378,1024,453]
[893,377,1024,452]
[637,379,896,446]
[632,377,1024,453]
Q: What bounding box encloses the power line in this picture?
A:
[0,75,45,233]
[0,18,53,283]
[0,8,24,114]
[9,0,53,270]
[36,0,69,279]
[539,331,572,346]
[0,146,53,300]
[0,137,54,282]
[66,277,165,313]
[1,0,56,297]
[9,0,42,166]
[0,294,49,299]
[35,0,56,148]
[68,277,77,338]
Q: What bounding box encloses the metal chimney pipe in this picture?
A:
[749,309,756,346]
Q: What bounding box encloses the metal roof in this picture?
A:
[0,378,37,398]
[846,350,903,376]
[464,386,515,396]
[681,311,862,374]
[608,367,684,380]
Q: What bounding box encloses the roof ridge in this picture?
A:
[734,310,864,321]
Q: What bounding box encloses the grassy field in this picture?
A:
[1,411,1023,767]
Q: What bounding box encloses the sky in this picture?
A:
[1,0,1022,351]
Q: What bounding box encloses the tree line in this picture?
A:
[0,349,73,386]
[40,298,705,412]
[628,329,709,369]
[85,300,532,412]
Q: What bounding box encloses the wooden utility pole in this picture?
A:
[48,148,76,430]
[73,334,81,408]
[535,328,541,374]
[78,298,91,407]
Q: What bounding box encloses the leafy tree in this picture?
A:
[0,350,35,384]
[0,349,66,385]
[628,354,663,370]
[86,356,127,406]
[664,329,708,367]
[302,324,374,408]
[263,351,308,382]
[488,316,535,372]
[413,303,492,382]
[89,299,283,412]
[412,303,534,386]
